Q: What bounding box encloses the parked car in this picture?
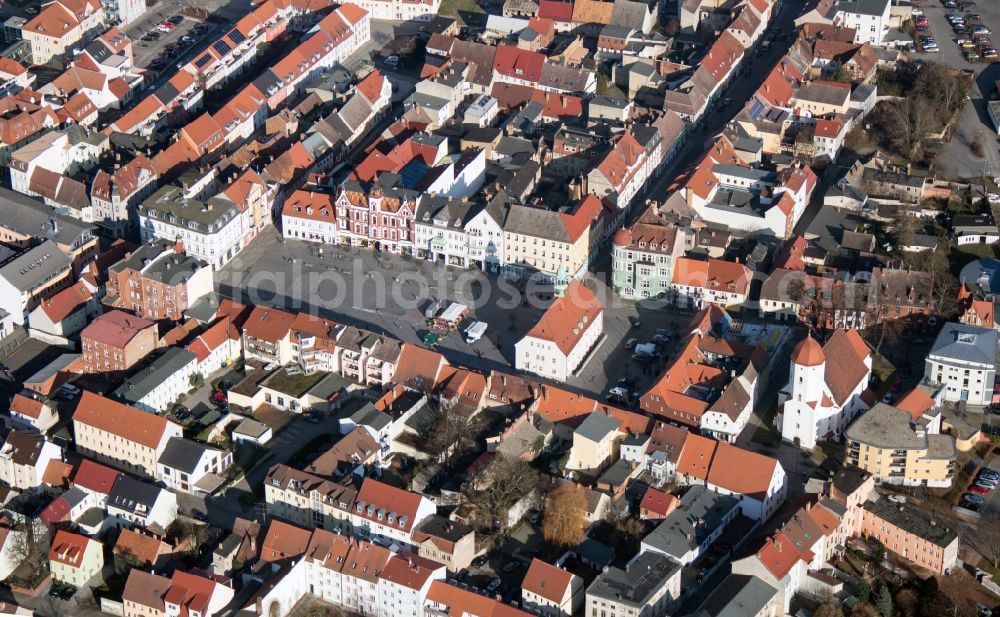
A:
[384,55,399,66]
[969,483,991,494]
[625,337,637,350]
[168,14,184,24]
[980,469,999,480]
[617,377,637,390]
[486,578,501,593]
[964,493,985,503]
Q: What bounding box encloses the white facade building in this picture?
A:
[138,187,247,271]
[515,280,603,382]
[779,330,872,450]
[924,323,998,407]
[833,0,890,44]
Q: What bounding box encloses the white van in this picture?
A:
[465,320,487,343]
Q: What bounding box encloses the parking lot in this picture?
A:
[133,15,220,72]
[911,0,1000,177]
[215,229,697,401]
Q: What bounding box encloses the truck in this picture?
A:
[465,320,488,343]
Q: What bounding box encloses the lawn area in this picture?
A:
[808,443,841,466]
[750,401,781,449]
[952,242,999,275]
[437,0,484,24]
[870,364,896,400]
[263,370,326,398]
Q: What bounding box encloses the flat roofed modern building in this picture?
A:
[845,401,956,488]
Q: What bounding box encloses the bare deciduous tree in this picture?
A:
[542,482,587,548]
[463,455,538,539]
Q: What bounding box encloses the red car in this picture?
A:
[212,391,228,404]
[969,484,991,495]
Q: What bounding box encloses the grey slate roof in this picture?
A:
[0,188,95,248]
[114,347,198,404]
[539,62,592,92]
[352,404,392,432]
[642,485,740,560]
[587,551,680,607]
[687,574,778,617]
[835,0,889,17]
[610,0,648,29]
[504,204,570,242]
[575,412,621,443]
[158,437,217,474]
[310,372,352,399]
[108,475,162,514]
[416,196,480,228]
[929,322,997,366]
[862,498,958,548]
[108,239,208,284]
[0,240,72,294]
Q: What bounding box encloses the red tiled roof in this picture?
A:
[243,305,296,343]
[639,487,678,517]
[40,495,70,524]
[706,441,779,498]
[81,310,154,348]
[260,519,312,563]
[380,553,444,591]
[523,280,602,356]
[791,335,825,367]
[113,528,167,565]
[355,478,426,533]
[74,391,177,450]
[163,571,219,616]
[73,458,121,495]
[49,530,93,567]
[521,558,575,604]
[538,0,574,21]
[757,531,801,579]
[356,69,387,104]
[38,280,91,323]
[392,343,448,390]
[427,581,533,616]
[187,317,239,362]
[10,393,45,419]
[676,432,717,479]
[493,45,545,83]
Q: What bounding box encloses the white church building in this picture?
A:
[778,329,873,450]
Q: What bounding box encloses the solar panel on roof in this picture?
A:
[213,40,232,55]
[194,54,212,68]
[227,30,246,44]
